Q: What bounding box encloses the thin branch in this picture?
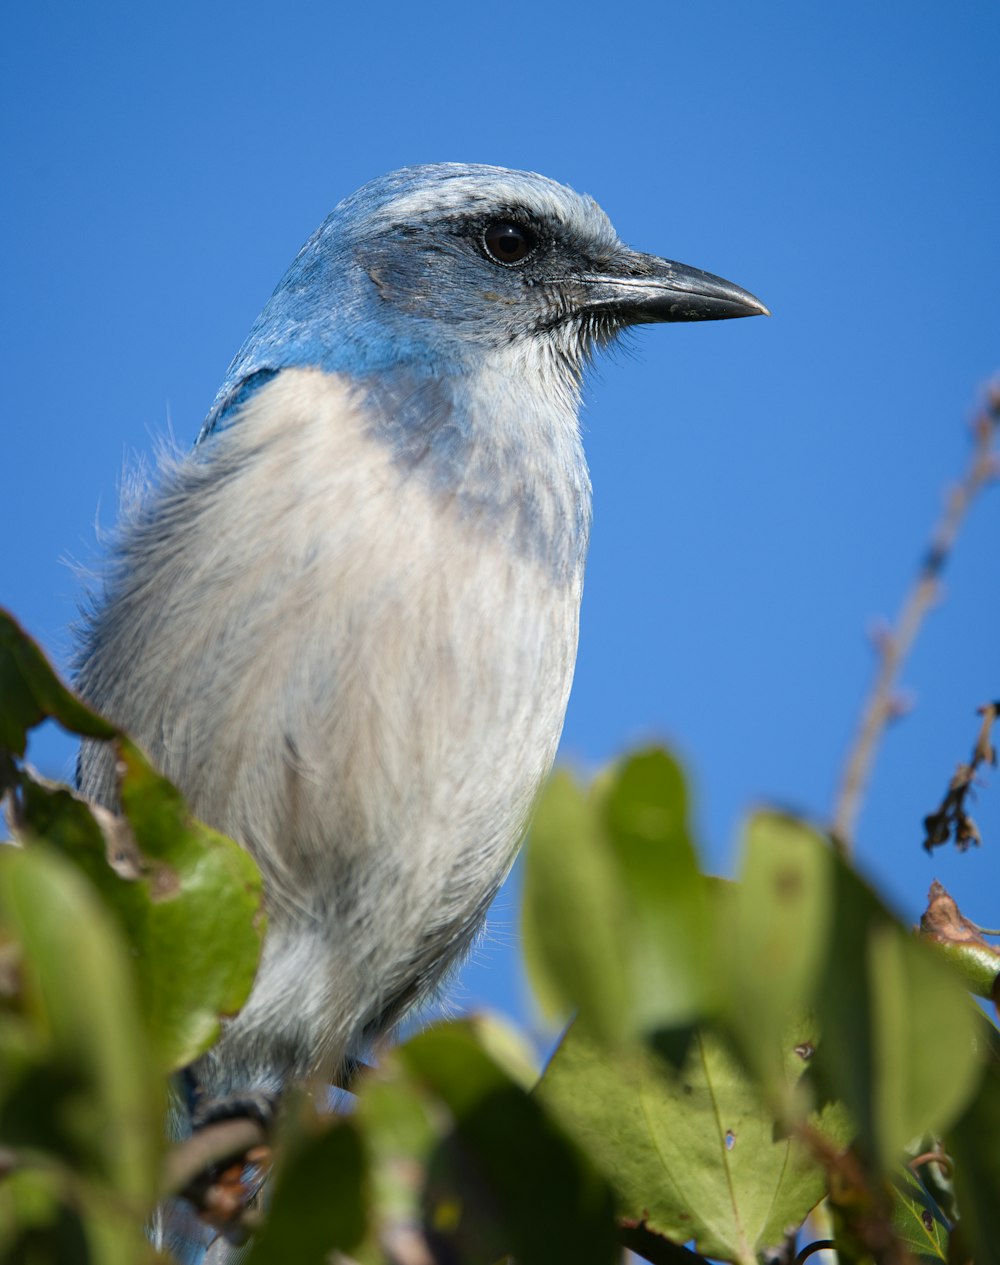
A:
[922,700,998,852]
[618,1221,713,1265]
[831,383,1000,855]
[795,1244,836,1265]
[792,1121,908,1264]
[908,1151,953,1178]
[161,1115,268,1199]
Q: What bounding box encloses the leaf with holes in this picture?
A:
[888,1167,949,1261]
[539,1022,847,1265]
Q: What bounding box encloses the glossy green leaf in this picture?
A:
[18,743,265,1072]
[540,1022,845,1265]
[115,739,265,1068]
[0,608,116,756]
[1,607,264,1069]
[923,934,1000,1001]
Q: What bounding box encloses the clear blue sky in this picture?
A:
[4,2,999,1034]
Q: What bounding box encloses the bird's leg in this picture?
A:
[189,1089,279,1132]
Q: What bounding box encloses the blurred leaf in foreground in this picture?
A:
[522,749,716,1048]
[726,812,984,1166]
[946,1035,1000,1265]
[0,845,162,1264]
[357,1016,617,1265]
[245,1108,367,1265]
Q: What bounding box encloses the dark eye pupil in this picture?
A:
[484,221,533,264]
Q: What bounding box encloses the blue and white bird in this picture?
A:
[75,162,766,1246]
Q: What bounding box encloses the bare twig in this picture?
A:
[792,1122,908,1264]
[161,1115,269,1199]
[922,701,998,852]
[908,1151,953,1178]
[831,383,1000,855]
[618,1221,713,1265]
[795,1244,836,1265]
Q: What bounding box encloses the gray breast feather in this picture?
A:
[75,367,586,1085]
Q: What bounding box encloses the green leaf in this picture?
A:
[522,750,715,1046]
[0,608,116,757]
[18,743,265,1072]
[919,881,1000,1001]
[353,1049,442,1262]
[947,1035,1000,1265]
[923,934,1000,1001]
[522,769,632,1043]
[359,1017,618,1265]
[114,739,265,1068]
[724,813,833,1103]
[816,861,982,1167]
[727,812,984,1165]
[245,1114,367,1265]
[2,607,265,1072]
[888,1166,949,1261]
[0,845,162,1263]
[0,1169,90,1265]
[352,1015,538,1263]
[600,750,718,1032]
[866,922,980,1165]
[540,1022,845,1265]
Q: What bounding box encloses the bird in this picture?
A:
[74,162,766,1252]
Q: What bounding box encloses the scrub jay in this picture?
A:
[74,163,765,1247]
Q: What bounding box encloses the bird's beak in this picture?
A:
[578,250,769,323]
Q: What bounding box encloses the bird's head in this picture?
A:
[204,164,767,435]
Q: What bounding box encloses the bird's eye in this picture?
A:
[482,221,536,265]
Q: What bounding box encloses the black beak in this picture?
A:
[578,249,769,324]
